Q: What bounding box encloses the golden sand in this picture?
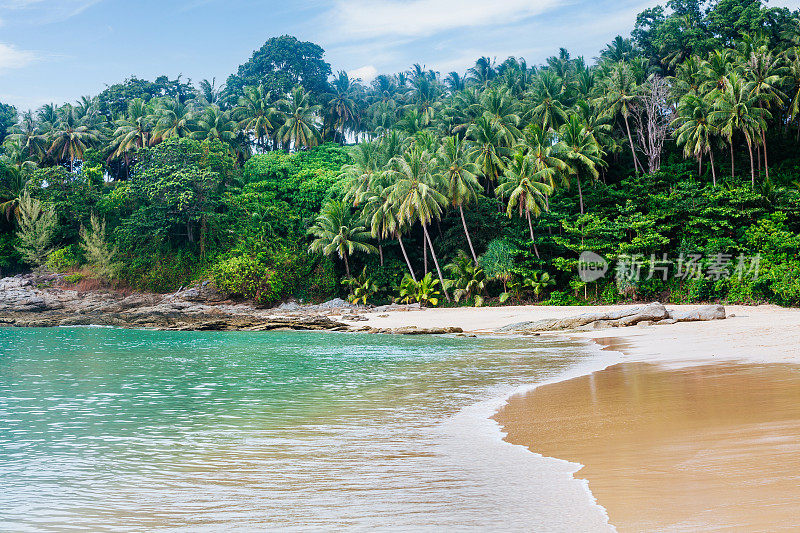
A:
[493,360,800,532]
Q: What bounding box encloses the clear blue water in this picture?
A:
[0,327,611,531]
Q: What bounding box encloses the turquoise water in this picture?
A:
[0,327,613,531]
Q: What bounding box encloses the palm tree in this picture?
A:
[342,141,382,206]
[192,105,237,143]
[444,71,466,93]
[5,110,47,163]
[110,98,154,159]
[437,136,481,262]
[235,84,277,152]
[742,44,784,180]
[559,115,602,214]
[277,86,322,150]
[673,94,719,185]
[468,57,496,87]
[384,146,451,301]
[710,72,764,184]
[784,47,800,139]
[153,98,194,141]
[47,105,101,172]
[528,71,569,132]
[518,124,569,195]
[495,152,552,258]
[198,78,223,105]
[480,87,522,144]
[467,115,510,190]
[308,200,377,278]
[326,71,360,144]
[596,62,643,174]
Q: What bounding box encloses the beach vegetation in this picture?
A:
[2,0,800,307]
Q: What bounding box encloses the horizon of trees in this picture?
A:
[1,0,800,307]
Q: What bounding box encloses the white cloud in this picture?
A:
[0,42,36,71]
[327,0,562,41]
[348,64,377,82]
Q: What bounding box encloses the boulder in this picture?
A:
[669,304,725,322]
[499,303,669,332]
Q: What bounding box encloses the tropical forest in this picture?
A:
[2,0,800,308]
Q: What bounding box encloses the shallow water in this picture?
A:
[495,361,800,532]
[0,327,613,531]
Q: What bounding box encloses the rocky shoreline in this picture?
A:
[1,274,726,335]
[0,274,400,332]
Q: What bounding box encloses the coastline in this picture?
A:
[5,281,800,529]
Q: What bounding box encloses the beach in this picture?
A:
[359,303,800,531]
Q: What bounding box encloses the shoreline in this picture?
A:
[483,308,800,532]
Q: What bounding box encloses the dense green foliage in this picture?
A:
[2,0,800,307]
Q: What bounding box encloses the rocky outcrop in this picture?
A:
[498,302,726,333]
[0,275,349,331]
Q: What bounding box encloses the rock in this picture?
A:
[654,318,677,325]
[499,303,669,333]
[388,326,463,335]
[318,298,353,309]
[669,304,726,322]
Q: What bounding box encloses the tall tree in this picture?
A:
[437,136,481,262]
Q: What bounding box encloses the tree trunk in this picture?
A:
[576,174,585,215]
[459,205,478,263]
[623,114,641,174]
[747,139,755,186]
[709,149,716,187]
[526,209,541,259]
[378,241,384,267]
[698,153,702,177]
[730,141,735,180]
[761,128,769,181]
[423,231,428,275]
[423,224,451,303]
[343,253,350,278]
[398,233,416,282]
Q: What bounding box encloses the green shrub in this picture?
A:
[46,245,81,272]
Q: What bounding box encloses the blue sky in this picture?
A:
[0,0,798,111]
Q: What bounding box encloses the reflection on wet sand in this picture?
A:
[494,360,800,532]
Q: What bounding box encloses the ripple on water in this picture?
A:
[0,328,613,531]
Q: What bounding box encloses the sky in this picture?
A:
[0,0,798,111]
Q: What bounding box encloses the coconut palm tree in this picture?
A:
[495,152,552,258]
[468,56,496,88]
[742,44,784,180]
[559,115,602,214]
[528,71,569,132]
[710,72,765,184]
[479,87,522,144]
[518,124,569,194]
[467,115,510,190]
[308,200,377,278]
[47,105,101,172]
[153,98,194,141]
[198,78,223,105]
[277,86,322,150]
[673,94,720,185]
[596,62,643,174]
[437,136,481,262]
[235,84,277,152]
[110,98,155,159]
[192,105,237,143]
[343,141,382,206]
[5,110,48,163]
[384,146,451,301]
[326,71,360,144]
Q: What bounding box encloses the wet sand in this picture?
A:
[493,361,800,532]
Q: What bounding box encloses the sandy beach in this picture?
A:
[357,303,800,531]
